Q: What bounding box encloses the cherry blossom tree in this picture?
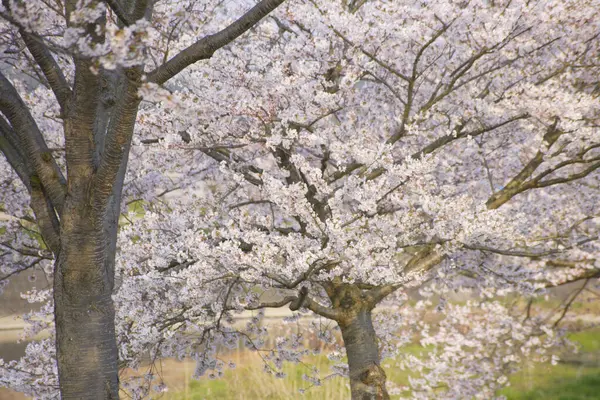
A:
[1,0,600,399]
[0,0,286,398]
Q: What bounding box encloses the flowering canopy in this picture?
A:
[1,0,599,398]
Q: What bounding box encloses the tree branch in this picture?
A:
[413,113,529,159]
[244,287,338,319]
[402,247,445,279]
[332,28,410,82]
[65,8,109,179]
[365,284,402,308]
[0,258,45,283]
[0,122,62,253]
[535,161,600,188]
[244,296,297,310]
[131,0,152,21]
[304,295,341,320]
[385,19,453,145]
[330,113,528,185]
[1,0,72,111]
[0,72,66,213]
[465,236,599,258]
[0,116,30,188]
[147,0,287,84]
[29,178,61,253]
[19,31,72,112]
[289,286,308,311]
[104,0,133,25]
[486,117,563,209]
[553,278,589,328]
[202,148,263,186]
[464,244,558,258]
[93,68,142,208]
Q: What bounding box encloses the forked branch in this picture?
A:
[148,0,287,84]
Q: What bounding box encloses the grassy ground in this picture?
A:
[2,331,599,399]
[501,364,600,400]
[500,329,600,400]
[165,355,351,400]
[158,329,600,400]
[2,294,599,399]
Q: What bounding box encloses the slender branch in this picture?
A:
[138,119,264,184]
[156,259,197,273]
[362,71,406,105]
[486,117,563,209]
[523,298,534,322]
[465,236,599,258]
[244,296,297,310]
[330,113,527,185]
[229,199,273,209]
[420,47,492,113]
[201,148,263,186]
[553,278,589,328]
[262,261,338,289]
[245,287,338,319]
[385,19,453,145]
[535,161,600,188]
[0,241,53,259]
[0,258,44,282]
[328,163,362,183]
[332,28,410,82]
[22,37,71,110]
[463,244,559,258]
[147,0,287,84]
[413,113,529,159]
[275,145,331,222]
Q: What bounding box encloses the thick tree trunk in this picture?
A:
[339,308,390,400]
[53,202,119,399]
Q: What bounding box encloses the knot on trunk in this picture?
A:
[355,363,390,400]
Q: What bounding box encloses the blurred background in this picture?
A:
[2,276,599,400]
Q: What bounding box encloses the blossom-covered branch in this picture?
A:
[147,0,287,84]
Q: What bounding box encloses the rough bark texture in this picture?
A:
[326,283,390,400]
[0,1,288,397]
[54,231,120,398]
[339,308,390,400]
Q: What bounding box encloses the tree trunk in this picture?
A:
[338,307,390,400]
[53,200,119,399]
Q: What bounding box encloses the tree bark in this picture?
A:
[53,197,120,399]
[1,1,288,397]
[338,307,390,400]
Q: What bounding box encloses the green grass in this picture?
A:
[165,332,600,400]
[163,344,436,399]
[165,354,352,400]
[501,329,600,400]
[569,330,600,353]
[501,364,600,400]
[162,326,600,400]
